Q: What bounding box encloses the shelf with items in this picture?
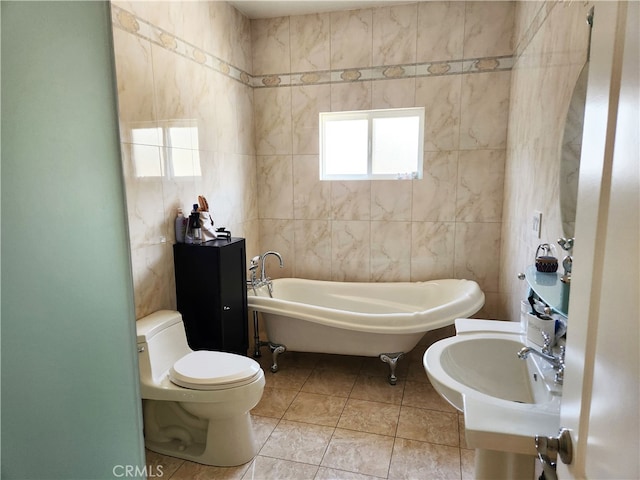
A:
[525,265,570,318]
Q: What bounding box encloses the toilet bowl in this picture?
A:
[136,310,265,466]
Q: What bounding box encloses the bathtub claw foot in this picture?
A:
[379,352,405,385]
[268,343,286,373]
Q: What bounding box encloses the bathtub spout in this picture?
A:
[379,352,405,386]
[257,251,284,298]
[260,251,284,283]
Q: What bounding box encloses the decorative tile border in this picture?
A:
[112,4,514,91]
[252,55,513,88]
[111,5,252,86]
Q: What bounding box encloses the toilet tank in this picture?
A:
[136,310,191,383]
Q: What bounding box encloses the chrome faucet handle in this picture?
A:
[540,330,554,355]
[554,346,566,384]
[249,256,260,270]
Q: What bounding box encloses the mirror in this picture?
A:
[560,62,589,239]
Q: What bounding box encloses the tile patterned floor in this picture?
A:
[145,325,476,479]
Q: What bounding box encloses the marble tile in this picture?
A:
[293,220,332,280]
[283,392,347,427]
[243,456,318,480]
[322,428,395,478]
[150,44,193,131]
[456,149,505,222]
[331,221,371,282]
[330,9,373,70]
[111,28,157,145]
[257,155,293,219]
[349,374,406,405]
[290,13,330,72]
[372,78,416,109]
[228,4,253,73]
[402,381,457,413]
[388,438,461,480]
[396,406,459,446]
[410,221,455,281]
[258,219,295,278]
[251,16,291,76]
[337,398,400,436]
[301,369,358,397]
[121,144,166,244]
[417,1,465,62]
[214,75,240,155]
[371,180,412,221]
[144,449,183,479]
[278,352,322,370]
[293,155,331,220]
[454,222,501,293]
[415,75,462,152]
[372,4,418,66]
[370,221,412,282]
[463,1,515,59]
[331,181,371,221]
[330,81,372,112]
[251,387,299,419]
[171,459,249,480]
[264,367,312,391]
[120,2,184,40]
[315,355,365,374]
[254,87,292,155]
[292,85,331,155]
[459,71,511,150]
[130,243,175,319]
[315,467,382,480]
[259,420,335,464]
[412,151,458,222]
[245,415,274,450]
[405,361,429,384]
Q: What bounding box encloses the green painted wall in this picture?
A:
[1,2,145,478]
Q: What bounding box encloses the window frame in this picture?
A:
[319,107,425,181]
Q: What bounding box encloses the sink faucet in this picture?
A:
[517,331,565,384]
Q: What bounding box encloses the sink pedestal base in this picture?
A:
[475,449,535,480]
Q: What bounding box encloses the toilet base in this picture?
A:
[143,400,258,466]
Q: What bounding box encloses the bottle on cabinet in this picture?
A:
[175,208,187,243]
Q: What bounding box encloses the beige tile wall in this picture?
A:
[111,1,522,321]
[254,2,514,319]
[111,1,258,318]
[500,1,591,320]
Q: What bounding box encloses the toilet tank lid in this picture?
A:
[136,310,183,343]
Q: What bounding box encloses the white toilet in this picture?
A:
[136,310,265,466]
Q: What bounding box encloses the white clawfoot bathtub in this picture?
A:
[247,278,484,384]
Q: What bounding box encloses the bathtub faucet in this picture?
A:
[260,251,284,282]
[247,252,284,296]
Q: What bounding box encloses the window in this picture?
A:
[319,107,424,180]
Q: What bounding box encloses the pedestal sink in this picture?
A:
[424,326,562,480]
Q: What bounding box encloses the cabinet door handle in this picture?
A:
[223,306,231,311]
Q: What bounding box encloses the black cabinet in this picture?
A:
[173,238,248,355]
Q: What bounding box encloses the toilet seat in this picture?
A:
[169,351,262,391]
